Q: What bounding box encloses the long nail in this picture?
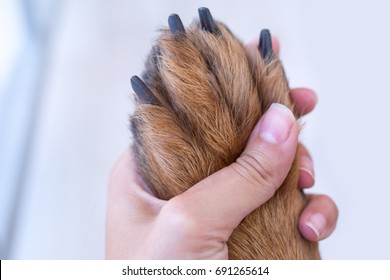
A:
[168,14,185,34]
[259,29,273,62]
[130,75,157,105]
[198,7,220,35]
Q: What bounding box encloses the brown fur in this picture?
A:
[130,18,320,259]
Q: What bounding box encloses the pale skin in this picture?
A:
[106,38,338,259]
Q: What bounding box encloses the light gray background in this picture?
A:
[1,0,389,259]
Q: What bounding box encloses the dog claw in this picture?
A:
[198,7,220,35]
[131,75,157,104]
[168,14,185,34]
[259,29,273,62]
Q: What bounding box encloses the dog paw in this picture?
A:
[130,8,319,259]
[131,8,291,200]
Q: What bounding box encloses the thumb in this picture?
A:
[173,103,299,232]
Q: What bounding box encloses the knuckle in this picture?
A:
[159,197,198,236]
[233,152,278,193]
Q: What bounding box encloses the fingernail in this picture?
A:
[259,103,295,144]
[305,213,327,240]
[299,155,315,187]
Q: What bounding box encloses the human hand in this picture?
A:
[106,36,338,259]
[106,90,337,259]
[246,36,338,241]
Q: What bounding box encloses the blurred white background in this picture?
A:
[1,0,390,259]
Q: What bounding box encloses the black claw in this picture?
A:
[259,29,273,62]
[130,75,158,105]
[168,14,185,34]
[198,7,220,35]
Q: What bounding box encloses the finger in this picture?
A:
[169,103,299,234]
[297,144,315,189]
[272,36,280,55]
[299,194,339,241]
[246,36,280,55]
[290,88,318,116]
